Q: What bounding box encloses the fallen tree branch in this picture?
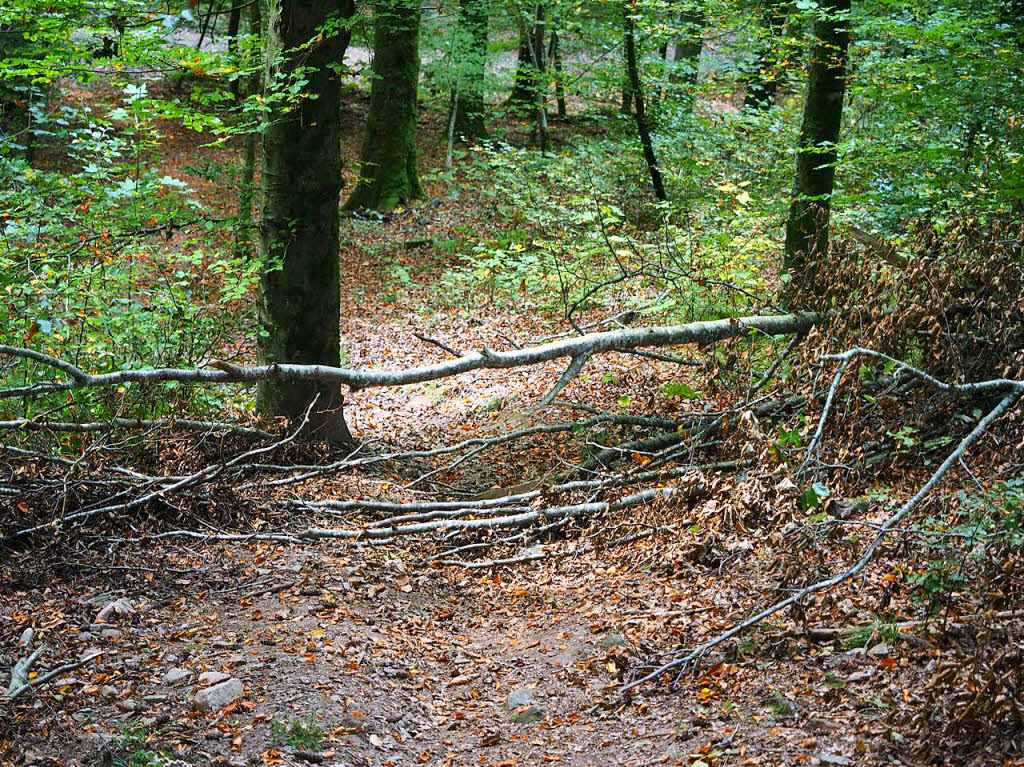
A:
[0,417,273,439]
[0,312,820,399]
[0,401,316,543]
[5,651,106,701]
[616,357,1024,699]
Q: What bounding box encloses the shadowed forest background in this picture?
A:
[1,0,1023,765]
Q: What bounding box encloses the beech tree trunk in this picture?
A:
[550,30,567,118]
[237,0,262,257]
[506,23,537,110]
[227,2,243,98]
[257,0,355,442]
[672,7,704,106]
[448,0,489,141]
[744,0,788,111]
[783,0,851,278]
[624,3,667,201]
[345,0,423,211]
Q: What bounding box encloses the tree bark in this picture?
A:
[227,1,243,98]
[672,7,704,107]
[550,30,567,118]
[506,21,538,110]
[448,0,489,141]
[236,0,262,257]
[257,0,355,442]
[345,0,423,211]
[743,0,788,111]
[783,0,851,279]
[523,3,549,151]
[623,3,667,201]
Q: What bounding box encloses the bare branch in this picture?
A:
[0,313,820,399]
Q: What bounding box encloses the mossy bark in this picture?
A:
[448,0,489,141]
[257,0,355,443]
[783,0,851,279]
[345,0,423,211]
[236,0,262,258]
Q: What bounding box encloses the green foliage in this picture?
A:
[111,724,171,767]
[269,716,325,750]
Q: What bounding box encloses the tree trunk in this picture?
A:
[345,0,423,211]
[236,0,262,257]
[744,0,788,111]
[783,0,851,278]
[227,1,243,99]
[506,23,537,110]
[257,0,355,442]
[672,7,704,107]
[620,11,633,114]
[623,3,667,201]
[448,0,489,141]
[523,3,549,151]
[550,30,567,118]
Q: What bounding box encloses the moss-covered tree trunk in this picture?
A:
[783,0,851,279]
[744,0,789,111]
[624,3,666,201]
[257,0,355,442]
[448,0,489,141]
[236,0,262,258]
[345,0,423,211]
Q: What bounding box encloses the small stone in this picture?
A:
[95,598,134,624]
[100,629,121,640]
[821,755,851,766]
[505,688,536,710]
[506,688,544,723]
[115,699,138,713]
[847,670,872,683]
[198,671,231,686]
[868,643,889,658]
[163,668,191,685]
[100,685,118,700]
[193,678,243,712]
[80,632,94,642]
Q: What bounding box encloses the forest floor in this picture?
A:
[2,85,1021,767]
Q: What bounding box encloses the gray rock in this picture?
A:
[198,671,231,686]
[100,686,118,700]
[163,668,191,685]
[505,688,536,710]
[100,629,121,640]
[821,755,851,766]
[193,678,243,712]
[506,688,544,723]
[79,632,94,642]
[115,699,138,713]
[868,643,889,658]
[95,598,134,624]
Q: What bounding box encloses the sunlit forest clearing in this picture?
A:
[1,1,1022,765]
